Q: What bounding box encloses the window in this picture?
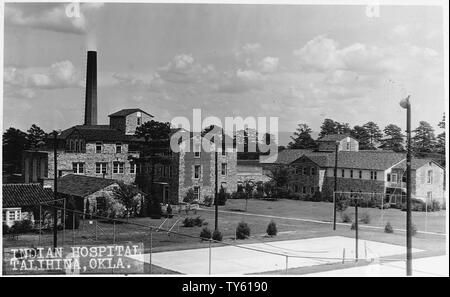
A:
[387,173,391,182]
[116,143,122,154]
[346,142,350,150]
[8,210,20,221]
[96,162,107,174]
[311,167,316,175]
[58,170,63,177]
[310,187,315,194]
[194,143,201,158]
[193,186,200,200]
[113,162,124,174]
[96,142,102,153]
[163,166,168,177]
[341,169,345,178]
[350,170,354,179]
[295,167,301,175]
[221,163,227,176]
[427,170,433,184]
[359,170,362,179]
[427,191,433,200]
[137,113,142,126]
[370,171,378,180]
[303,167,309,176]
[294,184,299,192]
[391,173,398,183]
[130,162,136,174]
[302,187,307,194]
[72,162,84,174]
[168,166,173,178]
[194,165,201,178]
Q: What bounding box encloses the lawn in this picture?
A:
[3,198,446,275]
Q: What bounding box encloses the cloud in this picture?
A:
[157,54,217,84]
[258,56,279,73]
[5,3,104,34]
[4,60,81,98]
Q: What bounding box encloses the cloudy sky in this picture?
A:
[2,2,446,144]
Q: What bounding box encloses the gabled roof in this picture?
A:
[57,125,143,142]
[57,174,118,197]
[317,134,353,142]
[108,109,153,118]
[393,158,442,170]
[260,149,315,164]
[324,151,405,170]
[2,184,55,208]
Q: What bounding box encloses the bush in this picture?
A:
[341,212,352,223]
[312,191,323,202]
[231,191,247,200]
[350,222,356,230]
[212,229,223,241]
[3,223,10,235]
[336,198,349,212]
[193,216,204,227]
[149,200,162,219]
[266,220,277,236]
[10,220,33,234]
[360,213,370,224]
[430,200,441,212]
[236,221,250,239]
[203,196,213,207]
[166,204,172,215]
[217,187,230,206]
[182,217,195,227]
[200,227,212,240]
[384,222,394,233]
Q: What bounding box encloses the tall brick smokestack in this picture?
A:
[84,51,97,125]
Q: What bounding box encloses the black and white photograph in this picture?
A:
[0,0,448,281]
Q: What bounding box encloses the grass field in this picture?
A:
[3,198,447,275]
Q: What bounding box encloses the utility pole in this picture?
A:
[214,149,219,231]
[53,131,58,249]
[400,95,412,276]
[333,141,339,230]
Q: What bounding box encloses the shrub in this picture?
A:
[312,190,323,202]
[183,188,197,204]
[266,220,277,236]
[236,221,250,239]
[193,216,204,227]
[360,213,371,224]
[384,222,394,233]
[182,217,195,227]
[431,200,441,212]
[212,229,223,241]
[350,222,356,230]
[336,198,349,213]
[203,196,213,207]
[3,223,10,235]
[166,204,172,215]
[217,187,230,206]
[200,227,212,240]
[149,199,162,219]
[341,212,352,223]
[10,220,33,234]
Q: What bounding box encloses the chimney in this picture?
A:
[84,51,97,125]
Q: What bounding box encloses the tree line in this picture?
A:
[288,114,446,157]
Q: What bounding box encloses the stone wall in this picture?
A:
[125,112,153,135]
[46,142,139,184]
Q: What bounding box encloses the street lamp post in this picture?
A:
[52,131,58,249]
[400,95,412,276]
[333,141,339,230]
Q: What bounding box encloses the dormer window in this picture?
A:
[116,143,122,154]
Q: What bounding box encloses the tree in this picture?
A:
[27,124,47,149]
[134,120,172,213]
[288,124,317,149]
[351,125,371,150]
[112,182,140,218]
[319,119,339,138]
[382,124,405,152]
[362,122,383,149]
[2,127,29,173]
[412,121,436,153]
[336,122,352,134]
[267,166,289,190]
[436,114,445,155]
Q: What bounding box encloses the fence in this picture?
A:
[3,199,417,276]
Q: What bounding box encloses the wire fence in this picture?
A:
[2,200,416,276]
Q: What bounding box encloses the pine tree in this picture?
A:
[288,124,316,149]
[412,121,436,153]
[351,125,371,150]
[27,124,47,149]
[362,122,383,149]
[382,124,405,152]
[436,114,445,154]
[319,119,339,138]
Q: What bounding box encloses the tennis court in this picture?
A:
[128,236,423,274]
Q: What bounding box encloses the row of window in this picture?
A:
[294,167,316,176]
[331,169,379,180]
[193,143,227,158]
[72,162,174,176]
[194,163,227,178]
[293,185,317,194]
[95,142,123,154]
